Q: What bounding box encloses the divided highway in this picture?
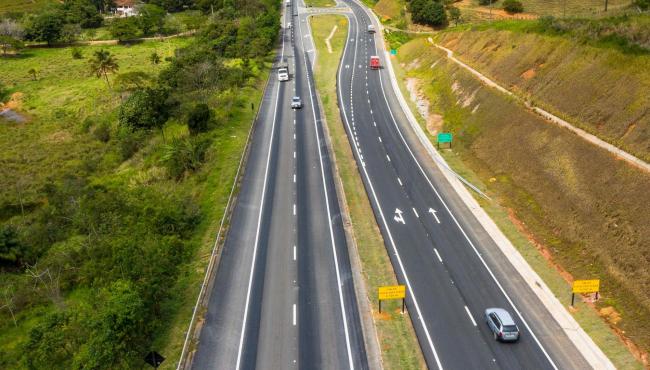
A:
[190,1,368,368]
[334,0,593,369]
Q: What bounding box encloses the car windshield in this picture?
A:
[293,97,300,102]
[503,325,518,333]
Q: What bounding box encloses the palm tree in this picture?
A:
[89,49,119,90]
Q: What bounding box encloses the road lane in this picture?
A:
[335,0,592,369]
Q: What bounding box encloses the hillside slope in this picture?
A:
[395,33,650,366]
[434,23,650,162]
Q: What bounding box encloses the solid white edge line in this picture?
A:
[465,306,477,327]
[337,9,444,370]
[434,248,443,263]
[234,9,288,369]
[299,13,355,370]
[359,1,559,367]
[293,303,297,326]
[293,245,297,261]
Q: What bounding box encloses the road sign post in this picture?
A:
[571,279,600,307]
[378,285,406,314]
[437,132,453,149]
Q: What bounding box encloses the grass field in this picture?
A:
[393,37,648,368]
[0,39,190,210]
[0,0,55,14]
[310,14,426,369]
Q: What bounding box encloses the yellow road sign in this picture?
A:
[378,285,406,300]
[573,279,600,293]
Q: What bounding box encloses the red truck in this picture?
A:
[369,55,380,70]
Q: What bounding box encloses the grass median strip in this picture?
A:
[310,14,425,369]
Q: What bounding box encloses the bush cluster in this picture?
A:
[503,0,524,13]
[408,0,448,27]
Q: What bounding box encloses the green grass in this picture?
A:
[0,38,191,209]
[392,37,647,368]
[0,0,55,14]
[310,14,425,369]
[304,0,336,7]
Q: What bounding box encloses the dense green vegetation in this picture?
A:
[0,0,279,368]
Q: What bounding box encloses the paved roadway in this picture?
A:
[191,1,368,369]
[332,0,594,369]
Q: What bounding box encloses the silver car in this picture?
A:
[291,96,302,109]
[485,308,520,342]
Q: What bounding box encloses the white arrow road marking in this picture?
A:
[394,208,405,224]
[429,208,441,224]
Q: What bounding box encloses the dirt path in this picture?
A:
[428,37,650,174]
[325,25,338,53]
[26,30,196,49]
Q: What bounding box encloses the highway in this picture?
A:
[333,0,594,369]
[190,0,368,368]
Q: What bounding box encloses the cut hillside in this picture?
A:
[433,21,650,162]
[395,36,650,366]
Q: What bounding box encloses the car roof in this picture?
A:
[293,96,300,99]
[486,308,516,326]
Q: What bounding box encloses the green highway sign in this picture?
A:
[390,49,397,55]
[437,132,452,143]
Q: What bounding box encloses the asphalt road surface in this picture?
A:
[333,0,593,369]
[190,1,368,369]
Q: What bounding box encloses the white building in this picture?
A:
[114,0,139,17]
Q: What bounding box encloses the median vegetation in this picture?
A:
[0,0,279,368]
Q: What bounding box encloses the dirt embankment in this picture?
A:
[435,30,650,163]
[397,37,650,365]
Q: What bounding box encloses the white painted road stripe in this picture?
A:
[434,248,443,263]
[412,208,419,218]
[293,304,297,326]
[293,204,296,216]
[293,245,296,261]
[465,306,477,327]
[397,177,403,186]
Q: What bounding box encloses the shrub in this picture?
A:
[478,0,494,5]
[0,81,8,102]
[25,11,64,45]
[71,47,83,59]
[117,127,146,160]
[409,0,447,27]
[187,103,212,135]
[503,0,524,13]
[109,17,139,41]
[0,225,23,266]
[118,88,170,130]
[162,136,211,179]
[633,0,649,10]
[92,121,111,142]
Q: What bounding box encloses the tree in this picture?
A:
[0,18,24,39]
[410,0,447,27]
[448,6,461,26]
[0,35,24,56]
[187,103,212,135]
[71,47,83,59]
[89,49,119,89]
[109,17,139,41]
[118,88,170,130]
[62,0,103,29]
[503,0,524,13]
[139,4,166,36]
[26,11,64,45]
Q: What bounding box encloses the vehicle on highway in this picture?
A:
[287,22,292,29]
[278,62,289,82]
[291,96,302,109]
[485,308,520,342]
[369,55,380,70]
[286,0,290,6]
[367,24,375,33]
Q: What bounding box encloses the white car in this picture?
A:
[291,96,302,109]
[367,24,376,33]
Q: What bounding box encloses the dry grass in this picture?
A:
[458,0,634,18]
[396,37,649,367]
[311,14,426,369]
[435,29,650,162]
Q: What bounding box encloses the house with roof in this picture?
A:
[114,0,139,17]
